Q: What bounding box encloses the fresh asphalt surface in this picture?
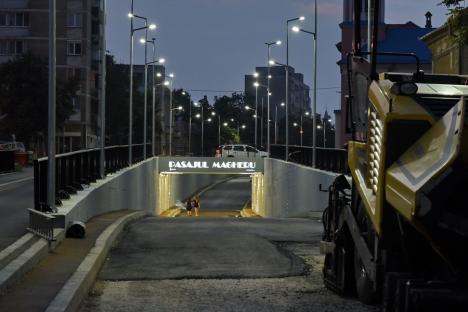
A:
[0,167,34,249]
[81,178,380,312]
[198,176,251,212]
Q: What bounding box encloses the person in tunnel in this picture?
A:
[186,198,193,216]
[193,196,201,217]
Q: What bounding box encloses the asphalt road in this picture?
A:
[198,176,251,212]
[80,217,381,312]
[0,168,34,250]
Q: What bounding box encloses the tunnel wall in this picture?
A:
[166,174,232,211]
[259,158,339,218]
[55,158,157,228]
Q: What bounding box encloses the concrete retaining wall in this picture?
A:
[55,158,157,228]
[259,158,338,218]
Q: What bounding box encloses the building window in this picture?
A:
[68,41,82,55]
[67,13,82,27]
[0,40,25,55]
[0,12,29,27]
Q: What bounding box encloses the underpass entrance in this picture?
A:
[156,157,264,217]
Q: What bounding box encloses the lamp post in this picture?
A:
[253,82,259,148]
[194,102,204,156]
[265,40,281,155]
[182,91,192,155]
[286,15,305,161]
[128,9,156,164]
[146,38,156,156]
[170,104,183,156]
[99,0,107,178]
[300,111,310,146]
[47,0,56,210]
[167,73,175,155]
[292,22,317,166]
[275,102,285,144]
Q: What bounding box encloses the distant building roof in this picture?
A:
[338,24,434,65]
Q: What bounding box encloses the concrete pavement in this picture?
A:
[0,167,34,250]
[0,210,136,312]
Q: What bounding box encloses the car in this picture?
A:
[218,144,268,158]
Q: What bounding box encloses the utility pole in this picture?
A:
[47,0,56,211]
[99,0,107,178]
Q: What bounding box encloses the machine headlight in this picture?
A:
[390,82,418,96]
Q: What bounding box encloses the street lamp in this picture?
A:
[286,15,305,161]
[265,39,281,155]
[128,6,156,164]
[254,80,269,149]
[145,38,158,156]
[275,102,285,144]
[194,102,205,156]
[300,111,310,146]
[182,91,193,155]
[169,104,183,156]
[166,73,175,155]
[292,20,318,166]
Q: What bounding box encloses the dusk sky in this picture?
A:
[106,0,449,117]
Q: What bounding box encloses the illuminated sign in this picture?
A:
[158,157,263,174]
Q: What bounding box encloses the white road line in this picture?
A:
[0,176,34,188]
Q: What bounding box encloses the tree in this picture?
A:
[105,54,144,145]
[0,52,77,150]
[440,0,468,44]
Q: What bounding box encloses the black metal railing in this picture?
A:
[27,208,56,242]
[34,143,151,211]
[270,144,348,174]
[0,150,15,173]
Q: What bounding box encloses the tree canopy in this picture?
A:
[440,0,468,44]
[0,52,77,148]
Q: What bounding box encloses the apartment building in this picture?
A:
[0,0,104,151]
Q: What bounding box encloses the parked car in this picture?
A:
[0,141,25,152]
[218,144,268,158]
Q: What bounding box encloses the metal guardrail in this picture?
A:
[270,144,349,174]
[34,144,151,211]
[0,150,15,173]
[27,208,56,242]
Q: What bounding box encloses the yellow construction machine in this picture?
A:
[321,1,468,311]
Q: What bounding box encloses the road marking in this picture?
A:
[0,177,34,188]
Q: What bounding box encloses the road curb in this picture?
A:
[0,233,37,271]
[0,229,65,296]
[45,211,147,312]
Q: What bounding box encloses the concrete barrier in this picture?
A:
[260,158,338,218]
[54,158,156,229]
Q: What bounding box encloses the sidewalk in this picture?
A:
[0,210,135,312]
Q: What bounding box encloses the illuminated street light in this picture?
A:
[169,73,174,78]
[253,72,259,78]
[128,8,157,162]
[139,38,145,44]
[158,58,165,64]
[223,122,228,126]
[195,113,201,118]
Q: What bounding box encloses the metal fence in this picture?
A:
[0,150,15,173]
[270,144,348,174]
[34,144,151,211]
[27,208,56,242]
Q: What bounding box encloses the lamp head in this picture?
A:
[269,60,275,66]
[299,16,305,21]
[128,13,133,18]
[211,111,216,116]
[253,82,259,87]
[163,81,170,86]
[139,38,146,44]
[223,122,228,126]
[292,26,300,33]
[156,72,162,77]
[195,113,201,118]
[169,73,174,78]
[177,106,183,110]
[149,24,157,30]
[158,58,166,64]
[280,102,285,107]
[276,40,282,45]
[253,72,259,78]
